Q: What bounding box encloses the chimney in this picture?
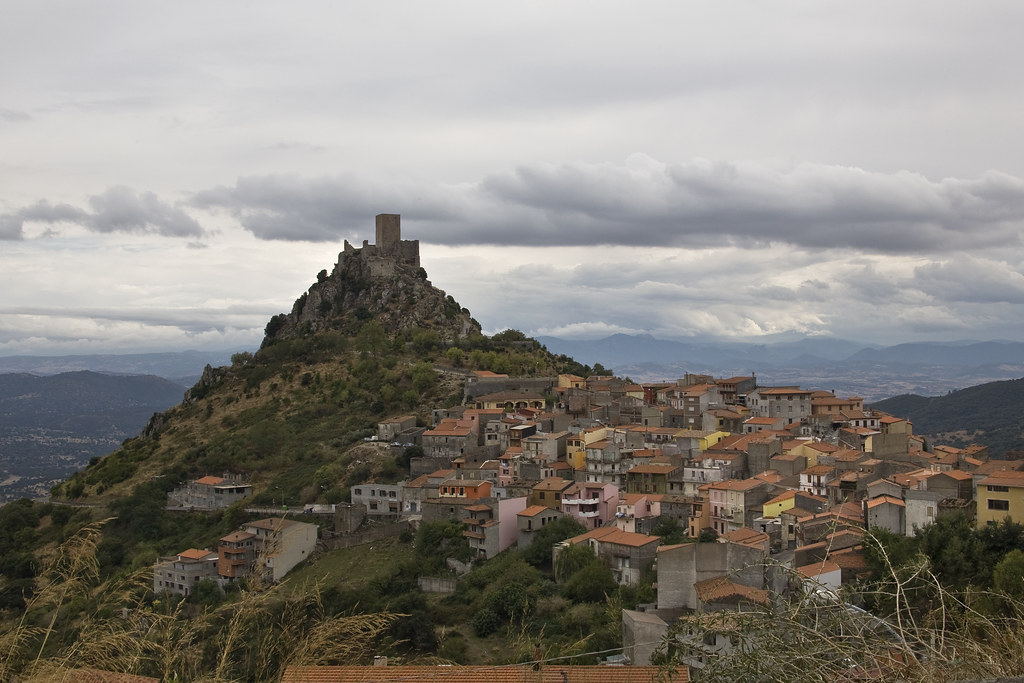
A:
[374,656,388,667]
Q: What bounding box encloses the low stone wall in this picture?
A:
[418,576,457,594]
[321,520,411,551]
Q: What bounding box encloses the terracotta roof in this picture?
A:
[568,527,660,548]
[282,665,687,683]
[619,492,664,505]
[719,527,769,549]
[866,495,905,509]
[518,505,553,518]
[195,475,224,485]
[628,463,677,475]
[764,490,797,505]
[694,576,771,606]
[178,548,215,561]
[533,476,574,491]
[708,478,764,492]
[797,560,841,578]
[972,459,1024,475]
[981,470,1024,487]
[246,517,300,532]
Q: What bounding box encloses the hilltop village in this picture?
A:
[148,216,1023,676]
[158,363,1021,665]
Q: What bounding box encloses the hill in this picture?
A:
[870,376,1024,457]
[0,370,186,501]
[44,218,585,563]
[0,350,235,385]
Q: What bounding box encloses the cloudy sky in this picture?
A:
[3,2,1024,355]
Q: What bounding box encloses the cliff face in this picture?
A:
[262,237,480,346]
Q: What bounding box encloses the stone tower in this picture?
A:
[375,214,401,255]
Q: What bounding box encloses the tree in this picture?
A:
[554,543,598,583]
[993,549,1024,600]
[915,511,982,588]
[230,351,253,366]
[562,562,617,603]
[651,516,688,545]
[521,516,586,569]
[397,445,423,470]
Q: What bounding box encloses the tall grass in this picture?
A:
[0,520,398,682]
[656,537,1024,682]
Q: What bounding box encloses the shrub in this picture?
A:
[472,607,500,637]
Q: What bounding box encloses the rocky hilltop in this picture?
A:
[263,213,479,346]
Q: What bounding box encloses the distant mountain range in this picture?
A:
[0,350,237,386]
[537,334,1024,402]
[0,370,189,501]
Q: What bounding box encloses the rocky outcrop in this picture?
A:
[261,236,480,347]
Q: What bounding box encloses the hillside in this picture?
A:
[0,218,623,679]
[0,371,186,501]
[870,376,1024,456]
[43,221,586,561]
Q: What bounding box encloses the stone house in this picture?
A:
[168,475,253,510]
[561,526,661,585]
[351,481,404,516]
[626,462,679,495]
[377,415,417,442]
[460,496,527,560]
[516,505,564,547]
[153,548,219,597]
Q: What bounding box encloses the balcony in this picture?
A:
[579,510,600,518]
[563,497,600,505]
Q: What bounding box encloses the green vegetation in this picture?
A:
[871,377,1024,456]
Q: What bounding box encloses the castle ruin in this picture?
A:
[338,213,420,270]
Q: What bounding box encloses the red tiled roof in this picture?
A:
[866,495,905,509]
[195,475,224,485]
[694,576,771,606]
[981,470,1024,487]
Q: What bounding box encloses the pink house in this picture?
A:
[561,481,618,529]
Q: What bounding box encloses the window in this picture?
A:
[989,499,1010,511]
[989,485,1010,493]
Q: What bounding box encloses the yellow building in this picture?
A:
[566,425,607,471]
[977,471,1024,526]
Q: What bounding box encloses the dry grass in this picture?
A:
[0,520,399,683]
[658,539,1024,682]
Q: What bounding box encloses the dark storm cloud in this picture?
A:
[0,200,90,239]
[0,188,205,239]
[191,174,461,242]
[475,161,1024,252]
[86,186,205,237]
[190,161,1024,252]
